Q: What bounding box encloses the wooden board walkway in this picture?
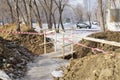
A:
[83,37,120,47]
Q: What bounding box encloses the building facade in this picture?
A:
[106,0,120,31]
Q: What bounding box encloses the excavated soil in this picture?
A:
[0,24,53,55]
[0,37,34,79]
[60,31,120,80]
[0,24,54,79]
[61,53,120,80]
[6,33,53,55]
[74,31,120,58]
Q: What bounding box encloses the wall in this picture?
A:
[106,0,120,31]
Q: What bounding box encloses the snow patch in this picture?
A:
[51,70,63,78]
[0,70,11,80]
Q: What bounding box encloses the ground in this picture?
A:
[0,23,120,80]
[22,24,100,80]
[0,24,53,55]
[60,31,120,80]
[61,53,120,80]
[0,37,34,79]
[0,24,53,80]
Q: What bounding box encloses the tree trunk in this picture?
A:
[39,0,49,29]
[6,0,14,23]
[42,0,53,29]
[59,9,65,32]
[98,0,105,32]
[2,16,4,27]
[33,0,42,30]
[52,14,57,30]
[60,12,65,32]
[15,0,21,31]
[29,0,33,29]
[48,0,53,29]
[18,6,27,25]
[88,13,92,27]
[23,0,29,26]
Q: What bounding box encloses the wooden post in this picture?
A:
[71,28,74,58]
[55,30,57,53]
[62,31,65,58]
[44,30,47,54]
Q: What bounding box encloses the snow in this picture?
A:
[23,23,100,80]
[0,70,11,80]
[51,70,63,77]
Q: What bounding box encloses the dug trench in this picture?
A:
[59,31,120,80]
[0,24,54,80]
[0,35,54,80]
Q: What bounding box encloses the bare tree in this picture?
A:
[39,0,52,29]
[33,0,42,30]
[53,0,69,32]
[98,0,105,31]
[22,0,29,26]
[6,0,15,23]
[39,0,58,30]
[47,0,53,29]
[1,0,70,32]
[74,4,84,23]
[13,0,21,31]
[28,0,33,29]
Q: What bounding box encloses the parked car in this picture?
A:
[92,21,99,25]
[76,23,91,29]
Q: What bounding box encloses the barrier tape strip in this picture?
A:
[0,29,115,56]
[0,29,55,36]
[63,38,111,54]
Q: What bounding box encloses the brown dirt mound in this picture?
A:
[9,34,53,55]
[88,31,120,42]
[60,31,120,80]
[0,24,54,55]
[0,37,34,79]
[0,24,32,32]
[61,53,120,80]
[74,31,120,58]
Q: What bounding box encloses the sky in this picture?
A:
[69,0,97,8]
[69,0,84,6]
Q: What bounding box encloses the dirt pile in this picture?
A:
[0,37,34,79]
[9,34,53,55]
[88,31,120,42]
[0,24,54,55]
[74,31,120,58]
[61,53,120,80]
[60,31,120,80]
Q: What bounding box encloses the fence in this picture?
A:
[0,28,120,58]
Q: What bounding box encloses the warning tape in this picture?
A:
[63,38,111,54]
[0,29,55,35]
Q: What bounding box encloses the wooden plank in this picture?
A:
[83,37,120,47]
[39,42,54,46]
[62,43,73,47]
[53,51,76,58]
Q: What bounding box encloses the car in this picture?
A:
[92,21,99,25]
[76,23,91,29]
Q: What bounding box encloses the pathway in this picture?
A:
[23,52,69,80]
[23,28,100,80]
